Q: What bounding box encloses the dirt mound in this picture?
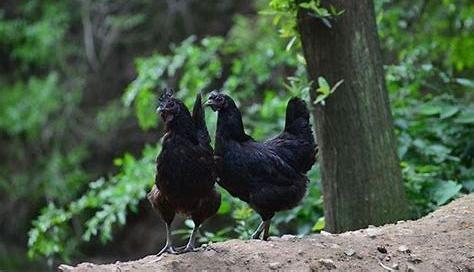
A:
[60,194,474,271]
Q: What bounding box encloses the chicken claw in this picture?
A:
[156,245,179,256]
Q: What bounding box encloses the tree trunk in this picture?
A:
[297,0,407,233]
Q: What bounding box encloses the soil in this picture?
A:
[59,194,474,272]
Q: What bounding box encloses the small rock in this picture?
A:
[366,228,380,238]
[384,255,391,262]
[78,263,94,268]
[391,263,400,270]
[321,230,332,236]
[58,265,75,272]
[344,248,355,256]
[398,245,411,254]
[318,258,336,270]
[377,246,388,254]
[281,234,296,240]
[269,262,281,270]
[408,255,422,264]
[297,249,305,256]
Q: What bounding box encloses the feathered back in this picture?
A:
[192,93,211,147]
[264,97,316,174]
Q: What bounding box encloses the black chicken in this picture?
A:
[206,91,316,240]
[148,89,220,255]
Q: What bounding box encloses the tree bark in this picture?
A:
[297,0,408,233]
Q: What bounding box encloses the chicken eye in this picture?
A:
[216,96,223,102]
[168,101,175,107]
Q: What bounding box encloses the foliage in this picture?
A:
[261,0,344,45]
[0,3,147,270]
[313,77,344,106]
[378,0,474,217]
[28,145,157,260]
[11,0,474,266]
[27,11,323,261]
[123,36,223,130]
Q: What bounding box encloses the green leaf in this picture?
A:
[135,88,157,130]
[286,36,297,51]
[317,77,329,88]
[455,78,474,88]
[314,95,326,105]
[317,77,330,95]
[184,219,194,229]
[462,180,474,192]
[431,180,462,206]
[217,199,231,214]
[312,217,325,232]
[439,105,459,119]
[418,104,441,115]
[455,110,474,124]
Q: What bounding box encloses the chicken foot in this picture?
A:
[156,224,178,256]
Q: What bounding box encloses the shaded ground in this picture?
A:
[60,194,473,271]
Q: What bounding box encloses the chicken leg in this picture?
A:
[262,220,271,241]
[251,221,265,239]
[157,223,178,256]
[251,220,271,240]
[180,224,200,253]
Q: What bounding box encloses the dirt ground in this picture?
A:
[59,194,473,272]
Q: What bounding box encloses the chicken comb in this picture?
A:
[209,89,222,96]
[159,88,174,102]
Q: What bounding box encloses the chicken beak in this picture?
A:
[205,99,219,111]
[204,100,214,107]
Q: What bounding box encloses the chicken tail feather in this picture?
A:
[192,93,211,145]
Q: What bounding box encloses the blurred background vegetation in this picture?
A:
[0,0,472,270]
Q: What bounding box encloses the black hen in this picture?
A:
[206,91,316,240]
[148,89,220,255]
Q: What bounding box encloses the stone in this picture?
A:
[377,246,388,254]
[398,245,411,254]
[269,262,281,270]
[344,248,355,256]
[318,258,336,270]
